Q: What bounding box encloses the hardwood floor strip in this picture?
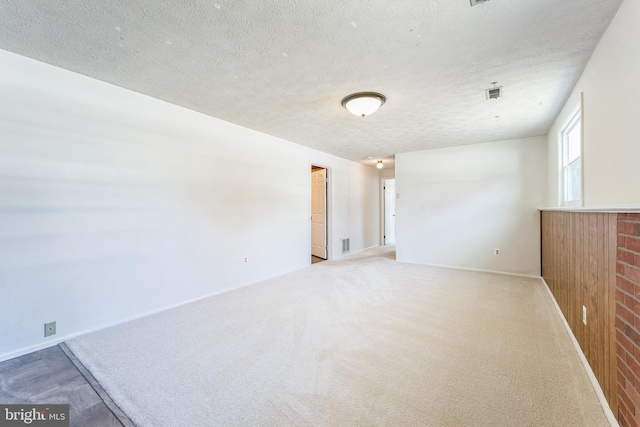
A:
[59,343,135,427]
[0,345,123,427]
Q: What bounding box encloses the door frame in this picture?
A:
[310,163,331,262]
[380,176,396,246]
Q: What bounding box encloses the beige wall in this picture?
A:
[547,0,639,208]
[0,50,380,360]
[396,136,547,276]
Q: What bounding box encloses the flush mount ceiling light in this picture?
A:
[341,92,386,118]
[376,160,384,169]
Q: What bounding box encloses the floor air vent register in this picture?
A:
[342,238,350,254]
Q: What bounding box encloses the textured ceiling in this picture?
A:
[0,0,623,163]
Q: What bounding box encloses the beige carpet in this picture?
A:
[66,246,609,426]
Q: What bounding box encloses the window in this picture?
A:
[560,105,582,206]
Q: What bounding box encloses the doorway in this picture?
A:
[311,165,328,263]
[383,179,396,245]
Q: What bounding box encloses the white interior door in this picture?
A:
[384,179,396,245]
[311,168,327,258]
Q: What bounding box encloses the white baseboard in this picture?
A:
[398,259,541,280]
[350,243,381,254]
[332,244,382,260]
[540,278,619,426]
[3,247,388,363]
[0,338,68,363]
[0,268,307,363]
[3,251,364,364]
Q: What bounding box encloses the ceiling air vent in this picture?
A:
[470,0,489,6]
[485,84,502,100]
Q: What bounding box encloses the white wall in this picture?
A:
[377,168,395,179]
[396,136,547,276]
[547,0,640,208]
[0,50,379,360]
[349,162,380,252]
[376,168,395,245]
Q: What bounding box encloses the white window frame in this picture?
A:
[559,103,583,207]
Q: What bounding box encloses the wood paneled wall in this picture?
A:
[541,211,618,415]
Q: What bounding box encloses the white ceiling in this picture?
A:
[0,0,623,164]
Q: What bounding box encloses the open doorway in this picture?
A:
[311,165,328,264]
[383,178,396,245]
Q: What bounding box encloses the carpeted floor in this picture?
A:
[66,246,609,426]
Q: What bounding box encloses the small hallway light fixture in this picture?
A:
[341,92,386,118]
[376,160,384,169]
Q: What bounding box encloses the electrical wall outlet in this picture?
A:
[582,305,587,325]
[244,257,248,263]
[494,248,501,256]
[44,321,56,337]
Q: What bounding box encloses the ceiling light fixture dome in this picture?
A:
[341,92,386,118]
[376,160,384,169]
